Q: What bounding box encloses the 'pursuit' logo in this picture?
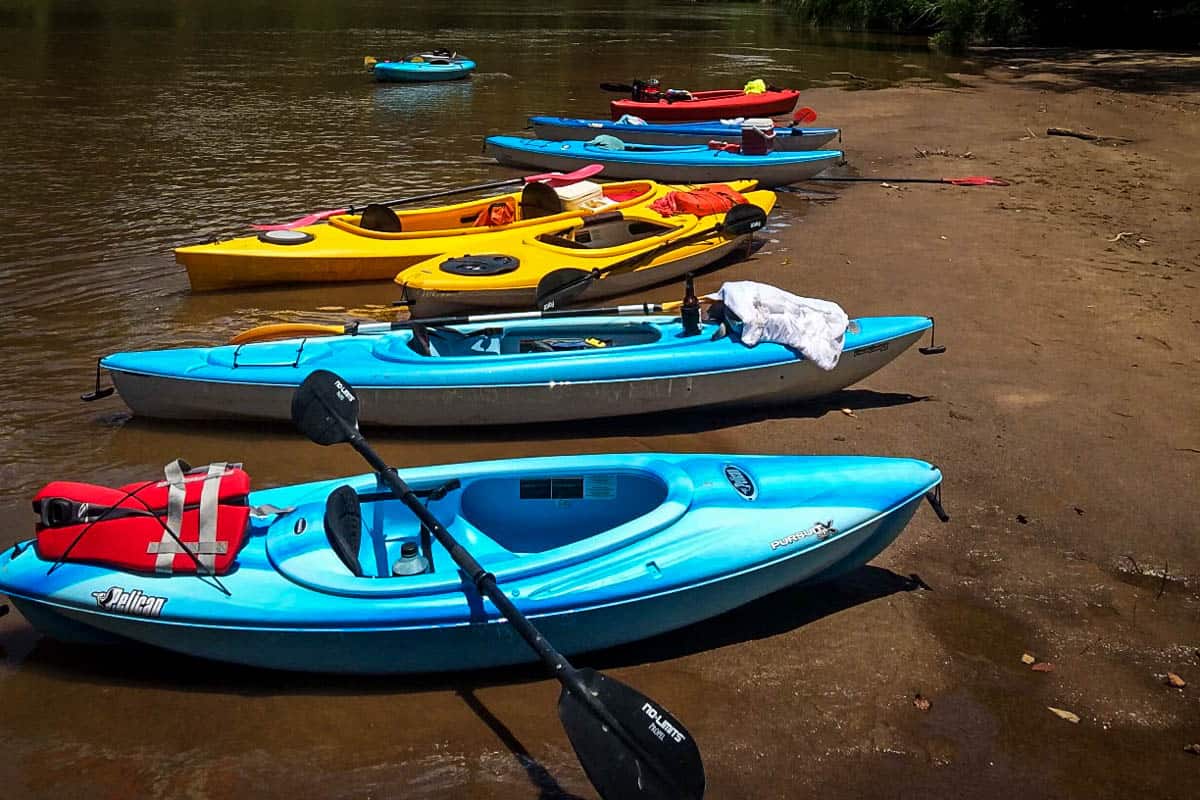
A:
[723,465,757,500]
[91,586,167,618]
[770,520,838,551]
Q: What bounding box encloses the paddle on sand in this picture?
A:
[535,202,767,312]
[253,164,605,231]
[811,175,1008,186]
[230,299,702,345]
[290,371,705,800]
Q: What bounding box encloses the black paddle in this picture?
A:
[599,82,636,93]
[290,371,705,800]
[535,202,767,312]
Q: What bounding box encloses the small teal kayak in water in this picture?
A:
[99,314,935,426]
[370,51,476,82]
[0,452,944,673]
[529,116,841,151]
[486,135,843,187]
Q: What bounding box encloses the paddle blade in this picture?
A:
[559,668,704,800]
[792,106,818,125]
[535,268,594,312]
[229,322,344,345]
[944,175,1009,186]
[600,82,635,93]
[720,203,767,236]
[292,370,359,446]
[529,163,605,186]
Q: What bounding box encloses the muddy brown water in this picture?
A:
[0,2,976,797]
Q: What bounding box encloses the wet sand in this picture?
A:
[2,51,1198,798]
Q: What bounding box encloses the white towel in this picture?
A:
[707,281,849,370]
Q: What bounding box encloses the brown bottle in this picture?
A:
[681,274,701,337]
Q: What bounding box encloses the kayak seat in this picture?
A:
[324,485,365,576]
[360,204,403,233]
[519,182,562,219]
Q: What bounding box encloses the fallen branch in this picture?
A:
[1047,127,1134,144]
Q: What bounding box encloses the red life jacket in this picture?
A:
[649,183,750,218]
[33,461,251,576]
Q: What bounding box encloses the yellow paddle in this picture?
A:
[228,298,706,345]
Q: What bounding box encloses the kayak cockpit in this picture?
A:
[265,462,692,598]
[377,321,664,359]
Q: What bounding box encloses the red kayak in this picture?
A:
[610,88,800,122]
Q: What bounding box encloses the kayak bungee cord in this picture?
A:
[42,478,231,596]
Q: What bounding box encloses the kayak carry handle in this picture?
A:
[81,358,114,402]
[919,316,946,355]
[925,485,949,523]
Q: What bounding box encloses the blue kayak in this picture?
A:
[529,116,841,151]
[0,452,944,673]
[370,51,476,82]
[486,135,842,187]
[99,314,934,426]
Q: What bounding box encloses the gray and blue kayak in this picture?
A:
[485,136,843,187]
[99,314,935,426]
[529,116,841,151]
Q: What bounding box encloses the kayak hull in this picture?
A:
[396,234,747,316]
[175,180,671,292]
[611,89,800,122]
[0,453,941,673]
[391,186,775,315]
[486,137,841,188]
[372,58,476,82]
[102,316,931,426]
[530,116,840,151]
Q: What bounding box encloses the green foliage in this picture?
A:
[783,0,1200,48]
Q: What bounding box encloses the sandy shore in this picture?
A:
[664,50,1200,798]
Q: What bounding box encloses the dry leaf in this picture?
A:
[913,694,931,712]
[1032,662,1056,673]
[1048,707,1080,724]
[841,408,858,418]
[1166,672,1186,688]
[1021,653,1036,665]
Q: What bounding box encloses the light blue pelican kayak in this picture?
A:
[486,135,842,187]
[371,51,476,82]
[98,314,935,426]
[0,452,944,673]
[529,116,841,151]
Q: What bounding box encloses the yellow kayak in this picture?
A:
[176,180,735,291]
[395,187,776,316]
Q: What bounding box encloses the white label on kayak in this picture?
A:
[584,475,616,499]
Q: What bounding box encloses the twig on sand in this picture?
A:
[830,71,870,83]
[1047,127,1134,144]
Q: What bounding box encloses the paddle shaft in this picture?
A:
[536,216,743,311]
[353,302,683,333]
[336,425,686,794]
[811,175,1007,186]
